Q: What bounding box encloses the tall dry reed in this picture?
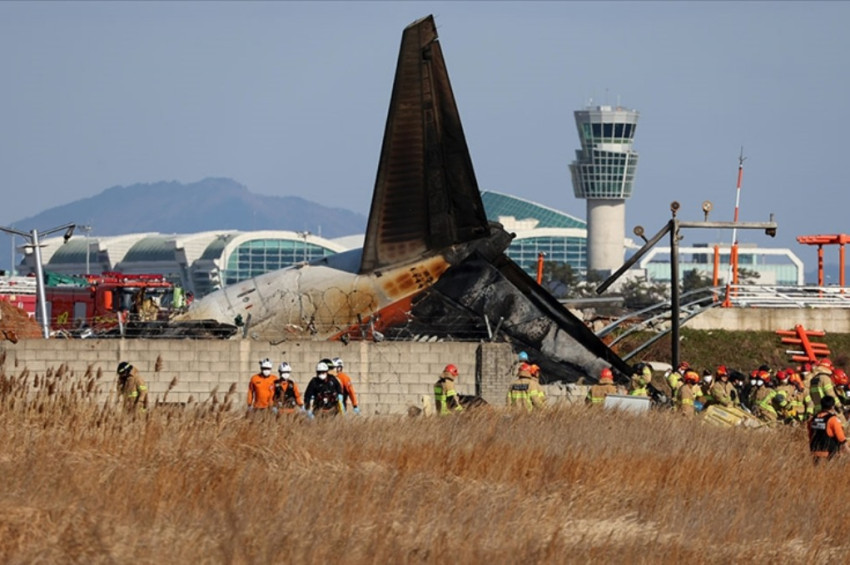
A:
[0,364,845,564]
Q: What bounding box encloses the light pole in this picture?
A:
[80,224,93,275]
[0,223,76,338]
[596,201,776,370]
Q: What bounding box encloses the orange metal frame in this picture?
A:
[796,234,849,288]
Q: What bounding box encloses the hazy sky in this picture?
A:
[2,1,848,261]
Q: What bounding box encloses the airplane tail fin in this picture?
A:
[360,15,490,274]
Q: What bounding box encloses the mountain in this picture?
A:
[2,178,367,273]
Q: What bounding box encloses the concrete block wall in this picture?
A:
[0,339,514,415]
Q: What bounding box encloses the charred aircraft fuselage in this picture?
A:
[181,15,632,382]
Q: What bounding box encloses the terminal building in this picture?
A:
[18,231,348,298]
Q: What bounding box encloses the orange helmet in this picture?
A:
[599,367,614,383]
[444,364,459,378]
[716,365,728,377]
[788,373,804,391]
[832,368,849,387]
[529,364,541,378]
[683,370,700,384]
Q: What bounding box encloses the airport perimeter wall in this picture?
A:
[0,339,523,415]
[686,308,850,332]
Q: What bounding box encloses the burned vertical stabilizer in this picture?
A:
[360,15,490,274]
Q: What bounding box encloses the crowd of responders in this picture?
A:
[600,358,848,427]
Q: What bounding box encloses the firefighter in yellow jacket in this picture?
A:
[507,362,546,412]
[434,364,463,415]
[586,367,619,406]
[116,361,148,412]
[676,369,701,417]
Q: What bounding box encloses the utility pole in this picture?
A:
[0,223,76,338]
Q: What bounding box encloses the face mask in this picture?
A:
[261,369,271,376]
[280,373,290,379]
[318,373,327,380]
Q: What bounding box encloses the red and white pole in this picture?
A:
[724,149,745,306]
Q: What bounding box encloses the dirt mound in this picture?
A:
[0,301,42,341]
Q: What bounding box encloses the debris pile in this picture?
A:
[0,301,42,342]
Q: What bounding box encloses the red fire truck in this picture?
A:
[46,272,184,333]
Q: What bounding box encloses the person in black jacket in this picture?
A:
[303,361,343,418]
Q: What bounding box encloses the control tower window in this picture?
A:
[603,123,613,137]
[614,124,624,138]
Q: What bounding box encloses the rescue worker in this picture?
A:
[667,361,689,397]
[675,369,701,417]
[116,361,148,412]
[787,370,808,423]
[434,364,463,415]
[628,363,652,396]
[274,362,304,414]
[248,358,277,411]
[752,366,780,424]
[510,351,531,379]
[709,365,737,408]
[507,362,546,412]
[809,359,840,415]
[831,368,849,412]
[775,369,799,423]
[699,370,715,407]
[304,362,344,417]
[586,367,619,406]
[331,357,360,415]
[808,395,849,464]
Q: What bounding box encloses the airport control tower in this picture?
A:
[569,105,639,274]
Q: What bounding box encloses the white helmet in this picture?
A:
[278,362,291,374]
[316,362,329,373]
[259,358,273,370]
[332,357,344,369]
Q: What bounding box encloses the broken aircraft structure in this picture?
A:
[180,15,632,382]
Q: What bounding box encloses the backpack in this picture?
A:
[315,379,339,411]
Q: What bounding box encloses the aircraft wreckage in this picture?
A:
[179,15,633,382]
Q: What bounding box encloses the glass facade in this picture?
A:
[570,106,639,200]
[507,235,587,274]
[223,239,334,286]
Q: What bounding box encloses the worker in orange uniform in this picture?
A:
[248,358,277,411]
[331,357,360,415]
[434,364,463,415]
[116,361,148,412]
[586,367,619,406]
[274,362,304,414]
[808,395,850,463]
[507,362,546,412]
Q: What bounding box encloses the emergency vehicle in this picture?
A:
[45,272,184,332]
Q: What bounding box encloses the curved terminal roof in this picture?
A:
[481,191,586,229]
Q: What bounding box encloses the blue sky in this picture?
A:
[1,1,847,264]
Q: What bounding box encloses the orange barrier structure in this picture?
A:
[536,252,545,284]
[796,234,849,288]
[776,324,831,363]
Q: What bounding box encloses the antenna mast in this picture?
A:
[724,148,746,305]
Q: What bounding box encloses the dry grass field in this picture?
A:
[1,362,848,564]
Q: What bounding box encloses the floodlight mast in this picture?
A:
[0,223,76,338]
[596,202,776,369]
